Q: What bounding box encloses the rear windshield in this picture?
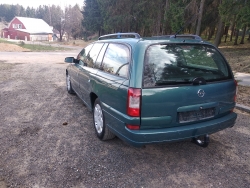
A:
[143,44,232,87]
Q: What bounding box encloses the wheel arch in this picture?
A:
[90,92,98,110]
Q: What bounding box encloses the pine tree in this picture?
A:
[82,0,103,36]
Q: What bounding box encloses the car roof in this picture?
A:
[96,33,211,49]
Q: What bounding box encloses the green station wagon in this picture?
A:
[65,33,237,147]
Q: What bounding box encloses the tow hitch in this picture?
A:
[192,134,209,147]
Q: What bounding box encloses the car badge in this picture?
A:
[197,89,205,97]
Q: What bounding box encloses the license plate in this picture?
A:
[178,108,215,123]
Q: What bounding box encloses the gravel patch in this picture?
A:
[0,51,249,187]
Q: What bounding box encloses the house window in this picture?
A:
[13,24,22,29]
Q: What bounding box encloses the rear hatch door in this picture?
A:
[140,43,236,129]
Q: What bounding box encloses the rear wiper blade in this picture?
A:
[155,80,191,86]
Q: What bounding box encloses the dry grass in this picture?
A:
[0,39,68,52]
[48,39,95,48]
[0,43,30,52]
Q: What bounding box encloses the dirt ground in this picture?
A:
[0,44,249,188]
[0,43,30,52]
[220,43,250,74]
[237,85,250,107]
[220,44,250,107]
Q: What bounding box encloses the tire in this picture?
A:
[66,74,75,94]
[93,98,115,140]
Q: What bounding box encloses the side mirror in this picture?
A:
[65,57,74,63]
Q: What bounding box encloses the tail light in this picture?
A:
[126,124,140,130]
[127,88,141,117]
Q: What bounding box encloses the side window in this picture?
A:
[95,43,108,69]
[102,43,130,77]
[85,43,104,68]
[77,44,93,66]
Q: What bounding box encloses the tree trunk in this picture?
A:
[234,29,239,45]
[208,26,215,40]
[155,4,162,36]
[214,17,224,47]
[240,25,247,44]
[230,16,236,42]
[224,25,229,43]
[162,0,169,35]
[195,0,205,36]
[205,28,208,38]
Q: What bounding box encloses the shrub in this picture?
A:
[18,41,25,46]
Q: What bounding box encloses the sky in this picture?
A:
[0,0,84,8]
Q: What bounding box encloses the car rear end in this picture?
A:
[117,39,237,146]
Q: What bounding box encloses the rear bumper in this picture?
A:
[107,112,237,147]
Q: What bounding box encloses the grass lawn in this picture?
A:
[47,39,94,48]
[19,42,68,51]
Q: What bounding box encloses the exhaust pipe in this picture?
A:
[192,134,209,147]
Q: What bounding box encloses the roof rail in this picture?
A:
[152,34,202,41]
[170,34,202,41]
[98,33,141,40]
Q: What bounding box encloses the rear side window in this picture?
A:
[102,43,130,77]
[144,44,231,87]
[95,43,108,69]
[85,43,104,67]
[77,44,93,66]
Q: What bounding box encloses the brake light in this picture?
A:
[127,88,141,117]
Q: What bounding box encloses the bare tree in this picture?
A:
[214,16,224,47]
[50,5,65,41]
[64,5,83,40]
[162,0,170,34]
[184,0,198,34]
[214,0,224,47]
[240,25,247,44]
[195,0,205,36]
[229,16,236,42]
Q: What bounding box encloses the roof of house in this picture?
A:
[0,22,7,30]
[9,17,53,34]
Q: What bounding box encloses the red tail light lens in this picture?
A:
[127,88,141,117]
[126,124,140,130]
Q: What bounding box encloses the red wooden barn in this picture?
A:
[1,17,53,41]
